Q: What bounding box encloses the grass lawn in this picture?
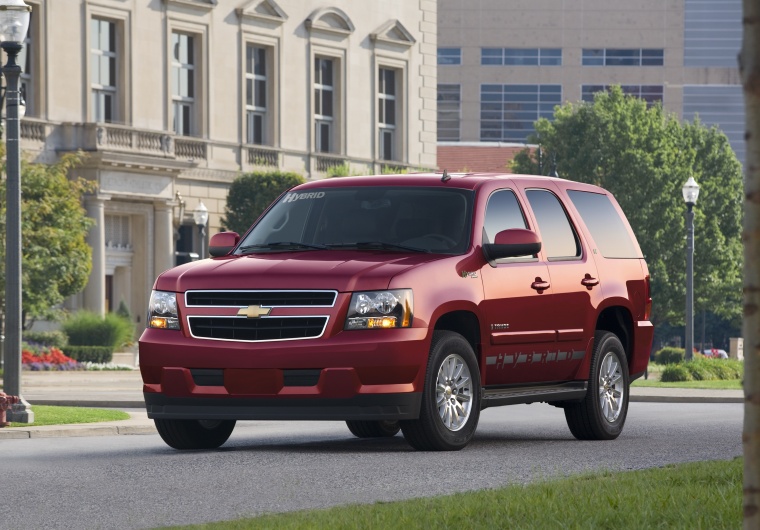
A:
[9,405,129,427]
[170,458,741,530]
[632,378,742,390]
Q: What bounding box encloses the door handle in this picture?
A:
[531,277,550,292]
[581,274,599,289]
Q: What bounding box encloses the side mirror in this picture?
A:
[483,228,541,265]
[209,232,240,257]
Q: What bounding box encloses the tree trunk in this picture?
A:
[743,1,760,527]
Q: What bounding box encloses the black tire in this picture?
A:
[154,419,236,450]
[400,330,481,451]
[346,420,401,438]
[564,331,630,440]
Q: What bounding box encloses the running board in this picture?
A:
[481,381,588,409]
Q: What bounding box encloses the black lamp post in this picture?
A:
[193,201,209,259]
[1,0,32,423]
[682,176,700,361]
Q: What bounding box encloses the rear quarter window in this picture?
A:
[567,190,640,258]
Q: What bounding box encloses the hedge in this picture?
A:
[62,345,114,364]
[660,358,744,382]
[654,347,685,365]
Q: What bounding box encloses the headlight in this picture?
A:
[148,290,180,330]
[345,289,413,330]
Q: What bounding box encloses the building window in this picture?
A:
[246,44,267,145]
[581,85,663,106]
[314,56,334,153]
[582,48,664,66]
[437,47,461,65]
[17,12,33,115]
[105,215,131,250]
[437,84,461,141]
[378,68,397,161]
[480,84,561,143]
[684,0,741,67]
[172,32,195,136]
[91,18,117,123]
[482,48,562,66]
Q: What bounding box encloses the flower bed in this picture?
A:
[22,347,82,371]
[20,345,134,371]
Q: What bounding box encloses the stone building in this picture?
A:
[15,0,437,329]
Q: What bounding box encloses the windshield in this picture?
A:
[237,186,474,255]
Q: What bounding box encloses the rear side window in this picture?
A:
[567,190,640,258]
[526,189,581,260]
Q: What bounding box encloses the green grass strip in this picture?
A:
[632,378,742,390]
[170,458,741,530]
[9,405,129,427]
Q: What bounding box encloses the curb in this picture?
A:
[0,424,157,439]
[28,399,146,408]
[630,395,743,404]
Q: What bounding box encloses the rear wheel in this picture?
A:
[400,330,480,451]
[346,420,400,438]
[154,419,236,450]
[564,331,629,440]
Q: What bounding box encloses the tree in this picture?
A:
[741,0,760,526]
[511,87,743,331]
[221,171,305,235]
[0,149,95,325]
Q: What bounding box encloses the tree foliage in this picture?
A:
[511,87,743,327]
[0,149,95,324]
[221,171,305,235]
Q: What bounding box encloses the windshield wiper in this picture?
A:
[238,241,329,253]
[327,241,430,253]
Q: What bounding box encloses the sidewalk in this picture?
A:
[0,368,744,440]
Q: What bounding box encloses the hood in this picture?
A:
[154,250,445,293]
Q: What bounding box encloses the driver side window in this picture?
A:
[483,189,527,243]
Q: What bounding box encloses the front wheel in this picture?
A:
[400,331,481,451]
[564,331,629,440]
[154,419,236,450]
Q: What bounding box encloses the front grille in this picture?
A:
[186,290,337,307]
[188,316,328,341]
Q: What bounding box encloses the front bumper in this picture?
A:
[145,392,422,421]
[139,327,429,421]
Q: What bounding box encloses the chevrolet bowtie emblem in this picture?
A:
[237,305,272,318]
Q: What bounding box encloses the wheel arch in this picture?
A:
[595,305,634,368]
[433,310,481,362]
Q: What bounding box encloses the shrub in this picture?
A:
[62,345,114,364]
[684,360,717,381]
[62,311,134,349]
[660,364,691,382]
[689,358,743,380]
[22,330,69,350]
[655,347,685,365]
[326,161,352,178]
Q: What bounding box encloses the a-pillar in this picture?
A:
[154,201,175,275]
[83,194,110,316]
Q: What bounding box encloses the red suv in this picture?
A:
[140,173,653,451]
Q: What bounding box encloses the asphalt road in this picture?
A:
[2,402,742,530]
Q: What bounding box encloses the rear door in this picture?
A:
[517,183,603,382]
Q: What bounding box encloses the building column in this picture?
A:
[83,194,110,316]
[154,201,175,275]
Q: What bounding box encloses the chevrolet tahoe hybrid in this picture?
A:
[140,173,653,451]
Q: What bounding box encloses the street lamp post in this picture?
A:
[193,201,209,259]
[1,0,32,422]
[682,176,700,361]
